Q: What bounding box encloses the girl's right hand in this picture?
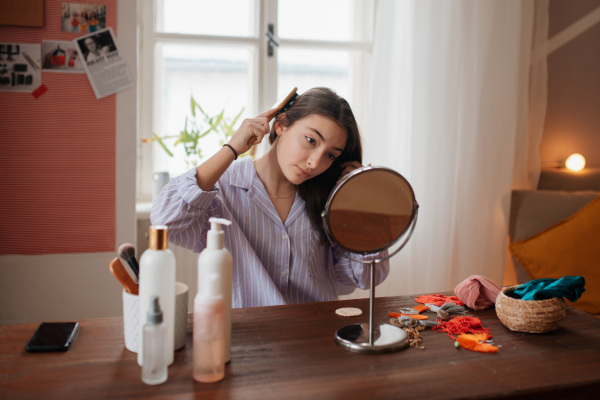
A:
[226,108,279,156]
[337,161,366,183]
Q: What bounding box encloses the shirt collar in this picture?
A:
[229,157,256,191]
[230,157,306,228]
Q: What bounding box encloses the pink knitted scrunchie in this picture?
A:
[454,275,501,310]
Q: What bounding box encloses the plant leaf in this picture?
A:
[199,126,213,139]
[190,96,203,117]
[152,133,174,157]
[214,109,224,128]
[151,97,247,164]
[232,107,245,125]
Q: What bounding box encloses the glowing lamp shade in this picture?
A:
[565,153,586,172]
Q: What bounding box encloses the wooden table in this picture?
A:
[1,294,599,399]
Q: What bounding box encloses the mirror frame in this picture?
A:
[322,166,419,257]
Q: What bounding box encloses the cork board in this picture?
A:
[0,0,44,28]
[0,0,118,255]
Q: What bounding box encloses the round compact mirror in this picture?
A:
[322,166,418,353]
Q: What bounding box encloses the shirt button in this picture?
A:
[281,271,287,277]
[282,234,289,240]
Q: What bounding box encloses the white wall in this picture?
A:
[0,0,138,326]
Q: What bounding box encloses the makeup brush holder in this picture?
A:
[122,289,140,352]
[122,282,189,353]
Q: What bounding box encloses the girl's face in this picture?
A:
[275,114,347,185]
[84,38,96,51]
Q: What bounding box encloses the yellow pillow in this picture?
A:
[509,195,600,316]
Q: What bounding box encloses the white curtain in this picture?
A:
[362,0,548,297]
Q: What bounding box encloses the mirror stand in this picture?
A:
[323,166,418,354]
[334,261,409,353]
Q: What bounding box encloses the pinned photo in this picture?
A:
[75,29,116,63]
[74,28,133,99]
[0,43,42,93]
[42,40,85,73]
[61,2,106,34]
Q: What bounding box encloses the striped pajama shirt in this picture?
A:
[151,157,389,308]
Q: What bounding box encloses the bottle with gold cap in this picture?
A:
[137,225,176,367]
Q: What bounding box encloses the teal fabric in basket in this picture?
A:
[513,276,586,302]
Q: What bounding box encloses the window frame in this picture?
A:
[137,0,376,202]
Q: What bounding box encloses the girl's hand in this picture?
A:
[337,161,367,183]
[227,108,279,156]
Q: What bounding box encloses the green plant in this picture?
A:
[143,95,245,169]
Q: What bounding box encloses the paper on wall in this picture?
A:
[0,43,42,93]
[74,27,134,99]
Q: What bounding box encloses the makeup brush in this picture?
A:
[118,243,140,281]
[109,257,138,295]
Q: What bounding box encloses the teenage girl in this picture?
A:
[151,87,389,307]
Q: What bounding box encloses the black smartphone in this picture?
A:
[25,322,79,353]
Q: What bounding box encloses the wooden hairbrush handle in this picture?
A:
[246,87,298,146]
[109,257,138,295]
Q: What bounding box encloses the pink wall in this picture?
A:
[542,0,600,168]
[0,0,117,254]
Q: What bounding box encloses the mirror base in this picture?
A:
[334,323,409,353]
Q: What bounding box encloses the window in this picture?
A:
[138,0,375,201]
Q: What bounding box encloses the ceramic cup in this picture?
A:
[122,289,140,353]
[122,282,189,353]
[174,282,189,351]
[152,171,170,199]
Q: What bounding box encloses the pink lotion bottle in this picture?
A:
[193,272,225,383]
[197,217,232,362]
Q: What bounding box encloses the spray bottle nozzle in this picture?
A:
[146,296,163,325]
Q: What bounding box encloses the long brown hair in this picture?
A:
[268,87,363,240]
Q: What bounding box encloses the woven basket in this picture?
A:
[495,285,567,333]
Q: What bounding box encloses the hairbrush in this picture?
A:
[274,87,299,117]
[247,87,299,146]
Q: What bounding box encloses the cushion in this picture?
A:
[508,190,599,284]
[509,195,600,316]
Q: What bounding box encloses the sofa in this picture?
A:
[507,168,600,316]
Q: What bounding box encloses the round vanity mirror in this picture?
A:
[322,166,419,353]
[323,167,417,255]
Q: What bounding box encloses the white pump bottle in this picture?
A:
[197,217,233,362]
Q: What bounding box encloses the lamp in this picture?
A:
[565,153,586,172]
